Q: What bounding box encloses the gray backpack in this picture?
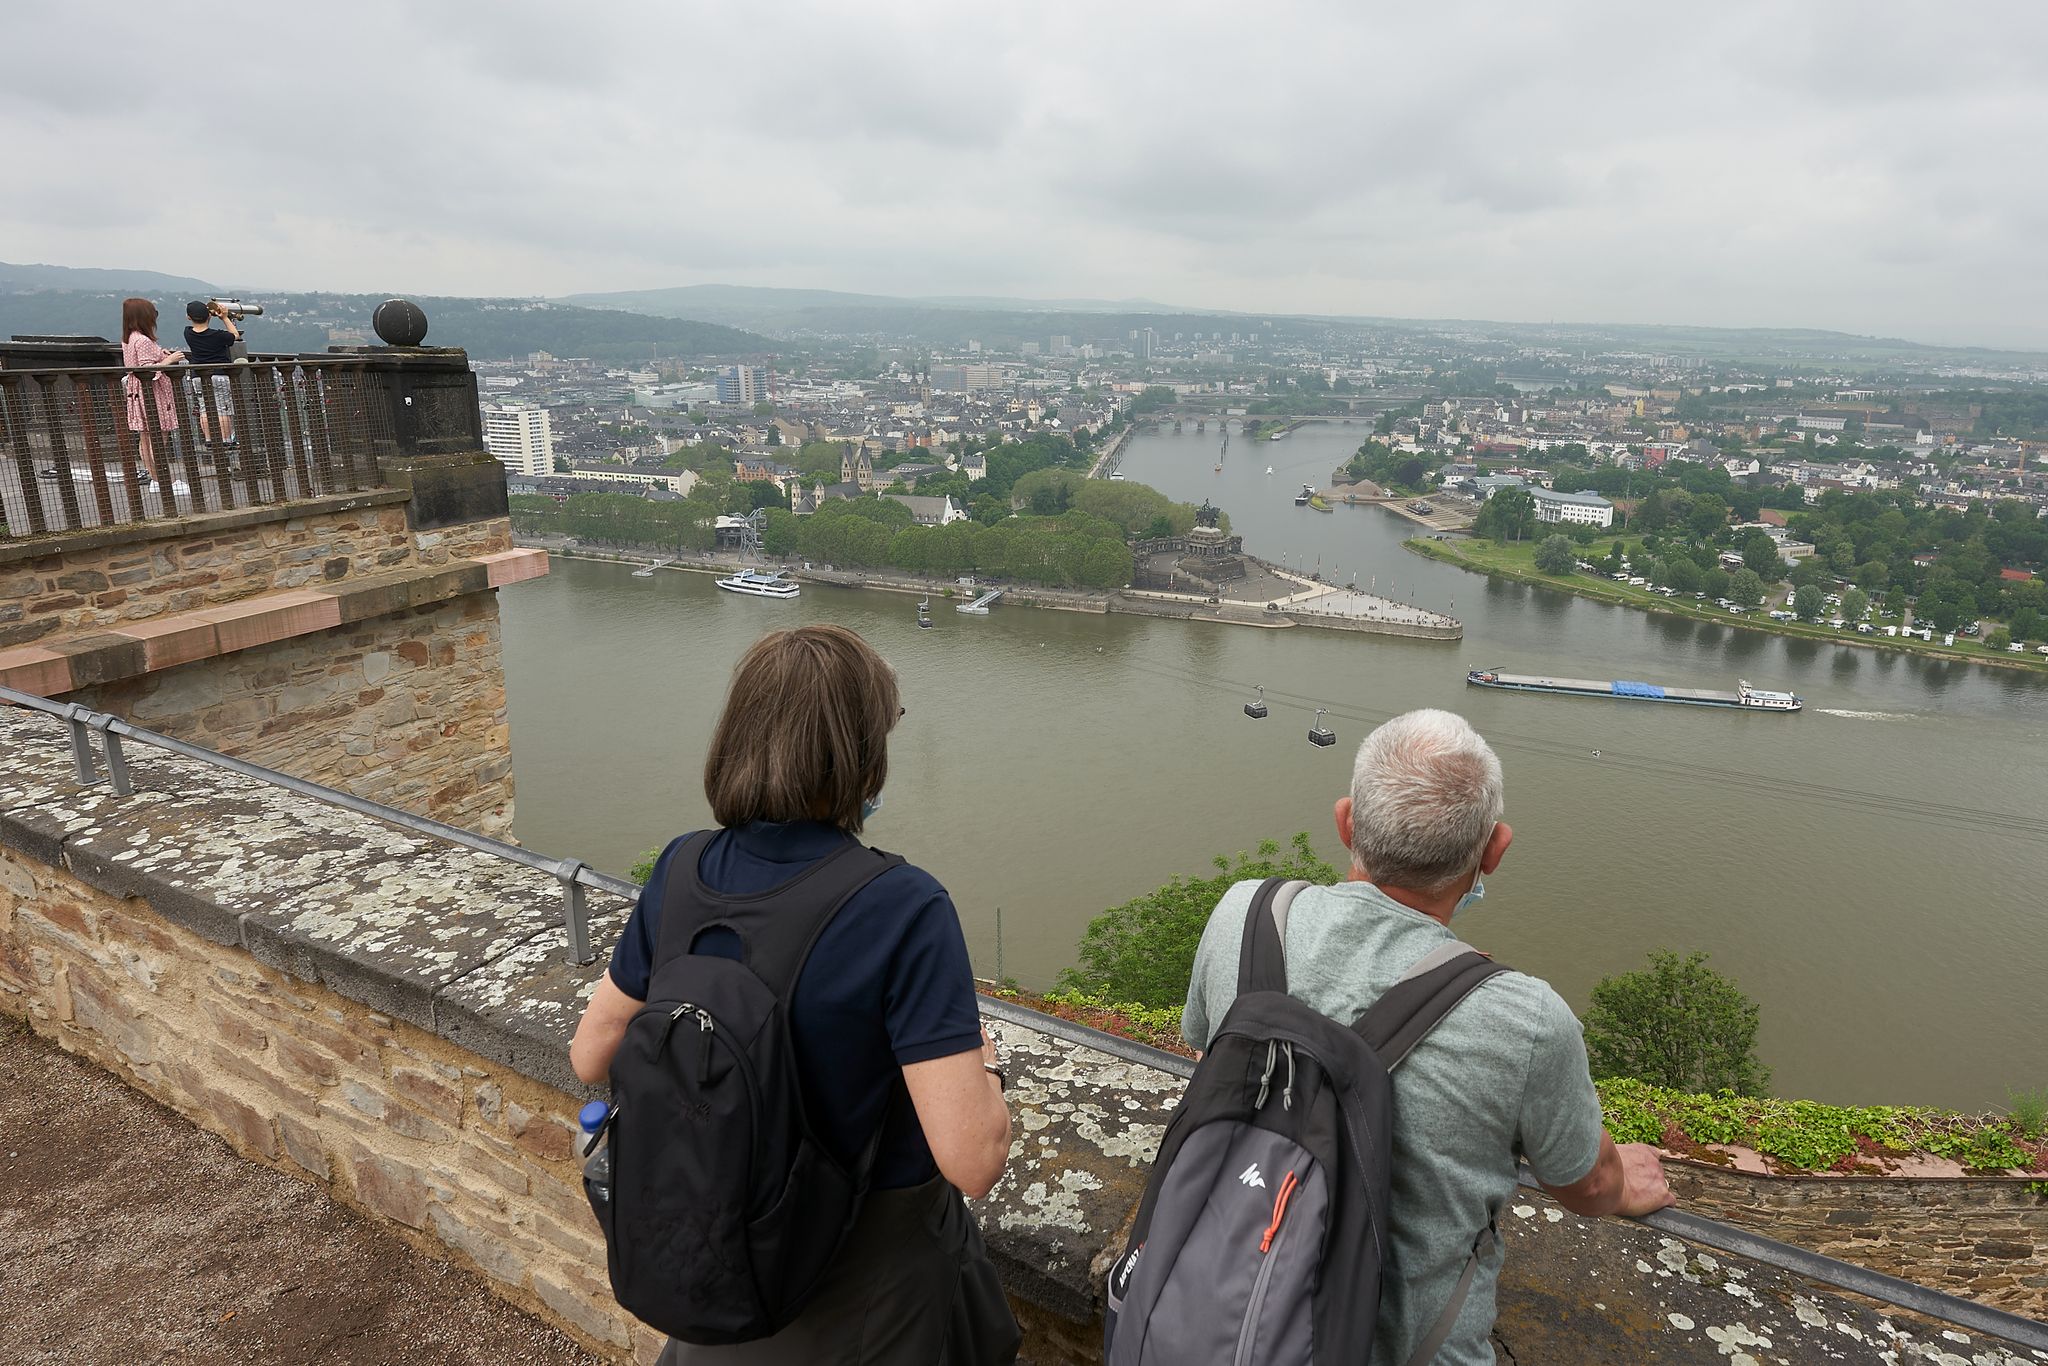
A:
[1104,877,1509,1366]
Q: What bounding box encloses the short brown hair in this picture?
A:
[121,297,158,342]
[704,624,899,833]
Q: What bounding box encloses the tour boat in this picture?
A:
[1265,466,1274,475]
[715,569,800,599]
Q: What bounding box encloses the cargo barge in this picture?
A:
[1465,669,1801,712]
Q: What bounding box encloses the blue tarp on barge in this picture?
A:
[1612,680,1666,699]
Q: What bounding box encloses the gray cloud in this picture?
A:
[3,0,2044,346]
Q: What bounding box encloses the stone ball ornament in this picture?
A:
[373,299,430,347]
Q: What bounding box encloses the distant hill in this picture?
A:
[0,260,222,297]
[561,283,1262,348]
[566,283,1187,324]
[0,290,774,362]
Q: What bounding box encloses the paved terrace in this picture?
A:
[1,701,2044,1363]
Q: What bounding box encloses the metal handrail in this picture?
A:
[0,355,378,380]
[0,682,632,963]
[979,995,2048,1351]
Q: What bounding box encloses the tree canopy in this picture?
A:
[1583,950,1770,1096]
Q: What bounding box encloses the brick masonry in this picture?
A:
[68,593,518,838]
[1664,1163,2047,1319]
[0,842,661,1362]
[2,493,545,840]
[0,493,510,649]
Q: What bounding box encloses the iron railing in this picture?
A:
[3,684,2045,1351]
[0,682,631,965]
[0,356,390,538]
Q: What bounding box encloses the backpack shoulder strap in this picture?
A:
[649,830,721,969]
[1235,877,1309,996]
[653,831,905,991]
[1354,941,1511,1070]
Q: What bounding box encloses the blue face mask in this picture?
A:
[860,793,885,824]
[1452,875,1485,918]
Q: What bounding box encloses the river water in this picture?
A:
[500,422,2048,1109]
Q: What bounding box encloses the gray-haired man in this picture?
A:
[1181,708,1672,1365]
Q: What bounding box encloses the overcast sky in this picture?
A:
[5,1,2045,348]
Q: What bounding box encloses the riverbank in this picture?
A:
[517,537,1461,640]
[1408,535,2048,673]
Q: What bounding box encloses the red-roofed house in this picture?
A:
[2000,567,2036,582]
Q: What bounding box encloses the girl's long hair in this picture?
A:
[121,297,158,342]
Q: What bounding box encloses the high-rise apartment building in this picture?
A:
[481,402,554,478]
[717,365,772,405]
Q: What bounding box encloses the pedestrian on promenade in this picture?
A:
[1176,709,1673,1364]
[120,298,182,485]
[571,624,1019,1365]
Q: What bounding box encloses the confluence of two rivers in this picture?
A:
[500,423,2047,1109]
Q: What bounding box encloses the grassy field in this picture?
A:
[1407,536,2048,673]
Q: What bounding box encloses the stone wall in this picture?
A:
[68,593,516,838]
[1664,1163,2047,1319]
[0,492,510,650]
[0,836,653,1358]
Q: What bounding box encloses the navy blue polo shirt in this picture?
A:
[607,821,983,1190]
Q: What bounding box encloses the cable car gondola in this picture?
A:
[1308,708,1336,747]
[1243,685,1268,719]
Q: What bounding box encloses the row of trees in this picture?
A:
[790,499,1133,589]
[1343,439,1431,494]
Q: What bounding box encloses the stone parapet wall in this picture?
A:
[69,593,517,838]
[1664,1163,2047,1318]
[0,841,649,1357]
[0,493,511,650]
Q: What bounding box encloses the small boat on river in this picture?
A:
[715,569,800,599]
[1295,483,1312,506]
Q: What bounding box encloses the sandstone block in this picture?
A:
[532,1266,633,1348]
[391,1066,463,1124]
[347,1144,435,1231]
[427,1204,531,1286]
[273,1034,342,1088]
[278,1114,332,1180]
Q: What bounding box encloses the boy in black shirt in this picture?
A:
[183,300,239,444]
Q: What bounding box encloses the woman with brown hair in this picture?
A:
[120,297,183,485]
[572,623,1017,1365]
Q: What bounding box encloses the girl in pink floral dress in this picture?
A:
[121,297,183,485]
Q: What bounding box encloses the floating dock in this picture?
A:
[1465,669,1801,712]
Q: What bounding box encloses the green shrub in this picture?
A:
[628,846,663,885]
[1584,950,1769,1096]
[1059,833,1338,1009]
[2008,1086,2047,1140]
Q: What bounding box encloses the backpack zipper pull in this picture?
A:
[1255,1039,1277,1110]
[1259,1170,1299,1253]
[696,1009,715,1085]
[1282,1043,1296,1111]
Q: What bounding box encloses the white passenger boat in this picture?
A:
[715,570,800,599]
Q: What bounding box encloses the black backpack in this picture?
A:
[590,830,904,1344]
[1104,877,1510,1366]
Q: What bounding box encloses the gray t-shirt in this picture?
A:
[1182,879,1606,1366]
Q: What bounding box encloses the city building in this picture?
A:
[881,493,969,526]
[481,403,555,478]
[932,364,1000,393]
[1529,486,1615,528]
[716,365,772,405]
